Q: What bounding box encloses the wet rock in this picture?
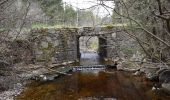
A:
[154,83,161,88]
[40,75,48,81]
[104,58,109,61]
[106,64,117,69]
[140,65,160,81]
[133,71,143,76]
[40,74,58,81]
[32,68,48,75]
[158,69,170,94]
[31,72,60,81]
[116,63,123,71]
[146,73,159,81]
[156,68,168,76]
[152,86,157,91]
[152,84,161,91]
[162,82,170,94]
[116,60,140,72]
[159,70,170,83]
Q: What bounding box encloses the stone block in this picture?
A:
[46,37,52,42]
[41,42,48,48]
[48,28,55,34]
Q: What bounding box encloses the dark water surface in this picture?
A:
[17,53,170,100]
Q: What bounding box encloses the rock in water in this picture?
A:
[162,83,170,94]
[159,70,170,83]
[133,71,142,76]
[106,64,117,69]
[156,68,168,75]
[116,63,123,71]
[146,73,159,81]
[152,86,156,91]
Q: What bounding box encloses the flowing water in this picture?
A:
[17,52,170,100]
[79,52,103,66]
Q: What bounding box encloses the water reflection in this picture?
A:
[78,70,103,77]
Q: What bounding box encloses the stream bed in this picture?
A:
[16,52,170,100]
[16,70,170,100]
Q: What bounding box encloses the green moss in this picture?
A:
[106,25,114,29]
[41,32,48,36]
[14,39,27,43]
[48,42,53,49]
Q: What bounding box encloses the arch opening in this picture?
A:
[77,36,107,65]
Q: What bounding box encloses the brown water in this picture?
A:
[17,53,170,100]
[17,70,170,100]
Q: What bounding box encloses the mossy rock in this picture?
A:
[106,25,114,29]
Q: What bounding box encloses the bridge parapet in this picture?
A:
[77,26,122,36]
[31,26,123,36]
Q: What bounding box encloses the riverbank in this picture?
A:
[0,63,52,100]
[116,59,170,94]
[0,61,78,100]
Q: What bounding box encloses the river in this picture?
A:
[16,52,170,100]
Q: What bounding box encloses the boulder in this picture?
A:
[116,63,123,71]
[146,73,159,81]
[162,82,170,94]
[106,64,117,69]
[159,70,170,83]
[116,60,141,72]
[140,64,160,81]
[156,68,168,75]
[133,71,143,76]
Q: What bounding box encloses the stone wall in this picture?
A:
[106,31,140,59]
[30,28,78,64]
[29,26,124,64]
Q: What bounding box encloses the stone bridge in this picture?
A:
[30,26,124,64]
